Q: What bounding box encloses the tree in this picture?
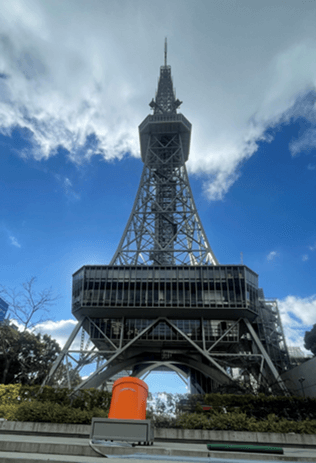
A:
[50,361,82,388]
[304,324,316,356]
[0,277,59,331]
[0,277,81,387]
[0,324,61,384]
[0,277,65,385]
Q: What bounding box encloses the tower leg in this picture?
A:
[41,319,84,389]
[243,318,288,394]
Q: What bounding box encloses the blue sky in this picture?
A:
[1,0,316,393]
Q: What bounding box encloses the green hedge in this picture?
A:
[0,384,112,424]
[178,393,316,421]
[1,385,316,433]
[0,384,112,410]
[204,392,316,420]
[174,411,316,434]
[0,401,107,424]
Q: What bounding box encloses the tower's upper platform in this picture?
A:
[139,42,191,163]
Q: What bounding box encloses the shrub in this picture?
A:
[1,384,316,432]
[0,384,111,424]
[0,384,112,411]
[0,384,23,404]
[174,410,316,433]
[178,392,316,421]
[13,400,108,424]
[0,403,19,421]
[151,414,179,428]
[71,388,112,411]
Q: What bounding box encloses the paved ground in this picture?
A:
[0,433,315,463]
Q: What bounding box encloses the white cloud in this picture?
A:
[9,235,21,248]
[267,250,279,261]
[278,294,316,353]
[34,319,78,348]
[1,1,316,198]
[302,254,309,261]
[289,127,316,157]
[309,242,316,251]
[53,174,80,200]
[1,223,21,248]
[279,295,316,329]
[283,327,310,355]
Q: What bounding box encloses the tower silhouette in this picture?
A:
[44,42,290,394]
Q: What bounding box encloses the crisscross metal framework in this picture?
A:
[43,314,288,394]
[110,130,217,266]
[43,45,290,395]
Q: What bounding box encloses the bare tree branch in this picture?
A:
[0,277,59,331]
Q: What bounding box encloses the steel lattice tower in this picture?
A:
[44,42,290,395]
[110,43,217,267]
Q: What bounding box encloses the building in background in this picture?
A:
[0,297,9,323]
[281,357,316,397]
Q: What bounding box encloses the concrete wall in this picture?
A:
[1,421,316,447]
[155,428,316,447]
[281,357,316,398]
[0,420,91,437]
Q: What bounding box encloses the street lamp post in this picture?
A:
[298,377,306,397]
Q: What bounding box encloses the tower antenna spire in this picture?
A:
[164,37,167,66]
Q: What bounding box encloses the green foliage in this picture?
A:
[177,392,316,421]
[26,385,73,406]
[0,326,61,385]
[0,384,72,406]
[175,411,316,434]
[0,277,62,385]
[0,384,23,404]
[0,403,19,421]
[0,400,107,424]
[71,387,112,411]
[151,414,179,428]
[0,384,112,408]
[175,411,256,431]
[1,385,316,433]
[0,384,112,423]
[155,391,316,433]
[14,401,108,424]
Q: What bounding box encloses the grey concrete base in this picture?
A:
[0,420,91,437]
[0,422,316,462]
[1,421,316,448]
[0,434,316,462]
[91,417,154,444]
[155,428,316,448]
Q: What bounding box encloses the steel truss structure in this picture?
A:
[43,309,287,395]
[43,42,290,395]
[256,293,290,373]
[110,79,217,265]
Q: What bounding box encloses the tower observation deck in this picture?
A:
[44,42,290,395]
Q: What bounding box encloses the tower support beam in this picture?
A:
[244,318,288,394]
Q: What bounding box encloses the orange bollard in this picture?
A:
[108,376,149,420]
